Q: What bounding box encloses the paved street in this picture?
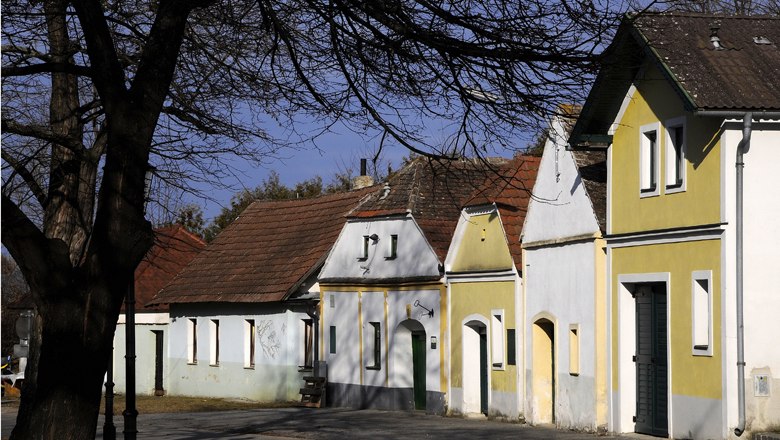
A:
[3,405,637,440]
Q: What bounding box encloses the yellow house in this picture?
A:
[569,13,780,439]
[318,157,513,414]
[445,156,539,418]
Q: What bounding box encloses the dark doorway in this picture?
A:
[152,330,165,396]
[479,330,488,415]
[411,331,426,410]
[634,283,668,437]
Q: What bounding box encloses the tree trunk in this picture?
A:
[11,275,124,440]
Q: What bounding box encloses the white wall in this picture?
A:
[524,241,599,428]
[721,122,780,434]
[112,314,168,396]
[320,217,441,281]
[166,303,311,401]
[523,118,601,245]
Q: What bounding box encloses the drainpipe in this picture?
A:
[694,110,780,436]
[733,113,751,437]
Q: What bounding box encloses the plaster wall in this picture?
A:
[523,117,601,244]
[524,241,602,429]
[166,303,310,401]
[320,218,441,281]
[112,316,167,396]
[721,123,780,435]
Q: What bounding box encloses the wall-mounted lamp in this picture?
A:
[430,336,437,349]
[413,300,434,318]
[369,233,379,243]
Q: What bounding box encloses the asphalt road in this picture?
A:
[2,405,637,440]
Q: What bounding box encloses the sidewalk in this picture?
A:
[4,405,633,440]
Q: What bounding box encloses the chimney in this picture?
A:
[352,158,374,189]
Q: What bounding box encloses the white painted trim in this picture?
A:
[720,129,728,224]
[117,312,168,325]
[615,272,673,435]
[639,122,662,198]
[607,226,723,249]
[691,270,714,357]
[491,309,506,370]
[607,142,613,235]
[664,116,687,194]
[609,85,637,136]
[446,272,516,283]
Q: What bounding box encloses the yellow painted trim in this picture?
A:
[358,290,363,386]
[594,238,608,426]
[384,289,389,387]
[439,284,447,394]
[319,291,325,361]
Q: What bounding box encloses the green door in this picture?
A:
[412,332,426,410]
[479,331,488,415]
[635,283,668,437]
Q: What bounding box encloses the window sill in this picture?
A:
[244,366,255,370]
[357,257,368,261]
[640,187,660,198]
[384,256,397,260]
[366,366,381,371]
[210,363,219,367]
[665,184,685,194]
[187,362,197,366]
[298,366,313,373]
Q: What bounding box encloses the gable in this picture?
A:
[446,207,514,273]
[319,217,441,283]
[523,118,602,245]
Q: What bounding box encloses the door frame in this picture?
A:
[531,314,556,424]
[462,315,490,415]
[616,273,672,436]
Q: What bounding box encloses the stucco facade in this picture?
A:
[522,115,608,431]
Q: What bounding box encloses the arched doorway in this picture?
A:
[532,318,555,424]
[391,319,427,410]
[463,320,488,415]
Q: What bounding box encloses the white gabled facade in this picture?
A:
[521,116,609,431]
[319,215,447,413]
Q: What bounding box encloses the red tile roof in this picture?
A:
[462,155,541,269]
[352,157,526,262]
[134,226,205,312]
[151,187,376,304]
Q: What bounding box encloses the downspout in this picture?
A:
[695,110,780,436]
[734,113,751,437]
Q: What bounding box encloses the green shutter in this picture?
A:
[506,329,516,366]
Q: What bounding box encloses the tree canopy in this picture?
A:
[1,0,625,437]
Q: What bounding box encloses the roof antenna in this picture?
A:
[710,21,723,50]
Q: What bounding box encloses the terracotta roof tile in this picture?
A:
[463,155,541,269]
[134,226,205,311]
[352,157,515,261]
[152,187,376,304]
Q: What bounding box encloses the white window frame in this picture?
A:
[692,270,713,356]
[187,318,197,364]
[300,319,314,369]
[491,309,505,369]
[244,319,255,369]
[386,234,398,259]
[359,235,370,260]
[665,116,686,193]
[569,324,580,376]
[209,319,220,366]
[366,322,381,370]
[639,122,661,197]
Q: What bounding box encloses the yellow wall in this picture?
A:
[610,64,723,234]
[450,212,514,272]
[611,239,722,399]
[450,280,516,392]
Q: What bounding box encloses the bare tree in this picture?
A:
[1,0,619,437]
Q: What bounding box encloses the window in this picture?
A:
[491,310,505,368]
[665,119,686,191]
[209,319,219,366]
[506,329,516,366]
[386,235,398,259]
[329,326,337,354]
[301,319,313,369]
[692,270,712,355]
[244,319,255,368]
[360,236,370,259]
[569,324,580,376]
[187,318,197,364]
[367,322,381,369]
[640,124,660,196]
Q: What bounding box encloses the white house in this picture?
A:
[521,112,608,430]
[151,187,376,401]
